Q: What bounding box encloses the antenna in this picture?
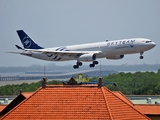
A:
[99,60,102,76]
[44,65,46,78]
[42,65,47,88]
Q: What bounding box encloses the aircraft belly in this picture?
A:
[102,45,138,55]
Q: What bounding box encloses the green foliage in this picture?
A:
[1,71,160,95]
[0,80,63,95]
[48,80,62,85]
[90,71,160,95]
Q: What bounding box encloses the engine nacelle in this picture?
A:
[106,55,124,60]
[78,54,96,62]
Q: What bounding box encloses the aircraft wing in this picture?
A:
[24,49,102,56]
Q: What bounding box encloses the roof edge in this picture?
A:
[101,87,113,120]
[46,84,98,87]
[103,86,151,120]
[113,91,134,106]
[1,87,42,119]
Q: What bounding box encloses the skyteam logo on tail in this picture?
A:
[22,37,31,48]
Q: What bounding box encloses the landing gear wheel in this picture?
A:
[93,61,98,65]
[89,64,95,67]
[89,61,98,68]
[73,65,79,69]
[140,52,144,59]
[140,56,144,59]
[78,62,82,66]
[73,61,83,69]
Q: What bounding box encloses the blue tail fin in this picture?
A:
[16,30,43,49]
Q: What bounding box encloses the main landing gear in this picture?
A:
[73,61,82,69]
[140,52,144,59]
[73,61,99,69]
[89,61,98,68]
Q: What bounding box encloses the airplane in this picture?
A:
[9,30,156,69]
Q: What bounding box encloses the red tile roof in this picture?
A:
[0,92,34,117]
[113,91,133,106]
[21,92,34,98]
[112,92,160,115]
[0,105,7,112]
[134,104,160,115]
[1,85,150,120]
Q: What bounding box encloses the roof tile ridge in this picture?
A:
[21,91,34,94]
[113,91,134,106]
[101,87,114,120]
[1,87,42,119]
[46,84,98,87]
[104,87,138,107]
[21,92,34,98]
[103,87,151,120]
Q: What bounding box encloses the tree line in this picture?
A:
[98,69,160,95]
[0,80,62,95]
[0,70,160,95]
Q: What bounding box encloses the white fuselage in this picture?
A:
[21,38,156,62]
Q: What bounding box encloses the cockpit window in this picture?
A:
[146,41,152,43]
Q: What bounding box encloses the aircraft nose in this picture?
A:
[152,42,156,47]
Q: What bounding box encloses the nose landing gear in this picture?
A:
[140,52,144,59]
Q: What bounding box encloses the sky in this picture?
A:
[0,0,160,67]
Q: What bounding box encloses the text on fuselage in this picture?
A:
[107,39,135,46]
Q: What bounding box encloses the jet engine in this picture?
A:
[106,55,124,60]
[78,54,96,62]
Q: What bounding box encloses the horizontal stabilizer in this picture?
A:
[15,45,24,50]
[6,51,21,54]
[7,51,32,55]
